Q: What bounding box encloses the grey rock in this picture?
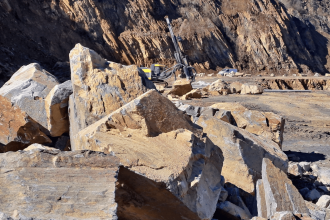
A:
[262,158,309,218]
[185,105,201,117]
[288,162,303,176]
[0,63,59,130]
[219,187,228,202]
[256,179,267,218]
[316,195,330,208]
[299,162,311,172]
[305,189,321,201]
[226,186,252,217]
[305,200,330,220]
[217,201,252,220]
[214,109,233,124]
[299,187,310,198]
[200,107,218,117]
[270,211,295,220]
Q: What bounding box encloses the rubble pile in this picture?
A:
[0,45,329,220]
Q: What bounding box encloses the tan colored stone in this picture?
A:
[24,143,58,151]
[305,200,330,220]
[241,84,264,95]
[168,79,193,96]
[271,211,296,220]
[45,80,72,137]
[196,116,288,194]
[211,103,285,148]
[73,90,224,220]
[288,162,303,176]
[208,79,230,95]
[0,96,51,152]
[155,84,165,93]
[182,89,202,100]
[262,158,309,218]
[69,44,155,136]
[0,149,120,219]
[229,81,243,94]
[0,63,59,130]
[256,179,267,218]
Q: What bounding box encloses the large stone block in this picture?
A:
[0,149,120,219]
[262,158,309,218]
[0,96,51,152]
[69,44,155,135]
[196,115,288,194]
[211,103,285,148]
[45,80,73,137]
[168,79,193,96]
[73,90,224,220]
[0,63,59,130]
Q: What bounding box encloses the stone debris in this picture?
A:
[241,84,264,95]
[288,162,303,176]
[299,162,311,172]
[270,211,296,220]
[229,81,243,94]
[0,63,59,130]
[182,88,202,100]
[217,201,252,220]
[304,189,321,201]
[197,115,288,194]
[69,43,155,136]
[208,79,230,95]
[45,80,73,137]
[168,79,193,96]
[316,195,330,208]
[211,103,285,148]
[305,201,330,220]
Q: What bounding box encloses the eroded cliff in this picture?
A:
[0,0,329,84]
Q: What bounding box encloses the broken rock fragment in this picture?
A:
[241,84,264,95]
[0,96,51,152]
[45,80,73,137]
[262,158,309,218]
[0,63,59,130]
[69,43,155,135]
[196,115,288,194]
[73,90,223,220]
[168,79,193,96]
[211,103,285,148]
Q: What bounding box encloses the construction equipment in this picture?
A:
[139,17,196,87]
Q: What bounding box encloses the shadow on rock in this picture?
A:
[284,150,326,162]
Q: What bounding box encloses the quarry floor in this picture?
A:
[173,76,330,169]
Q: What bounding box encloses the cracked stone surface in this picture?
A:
[73,90,224,220]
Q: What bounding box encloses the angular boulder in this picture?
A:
[0,63,59,130]
[306,200,330,220]
[69,44,155,135]
[196,115,288,194]
[241,84,264,95]
[45,80,73,137]
[182,89,202,100]
[262,158,309,218]
[0,149,120,219]
[208,79,230,95]
[211,103,285,148]
[256,179,267,218]
[271,211,296,220]
[0,96,51,152]
[217,201,252,220]
[168,79,193,96]
[229,81,243,94]
[73,90,224,220]
[316,195,330,208]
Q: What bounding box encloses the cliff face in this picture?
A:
[0,0,329,83]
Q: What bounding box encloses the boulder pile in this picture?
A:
[0,44,328,220]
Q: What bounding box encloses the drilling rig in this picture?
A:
[139,17,196,87]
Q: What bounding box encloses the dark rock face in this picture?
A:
[0,0,329,83]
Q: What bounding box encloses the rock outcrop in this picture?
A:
[260,78,330,91]
[196,115,288,194]
[0,149,120,219]
[1,0,330,84]
[0,96,51,152]
[211,103,285,148]
[45,80,72,137]
[0,63,59,131]
[73,90,223,220]
[69,44,155,135]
